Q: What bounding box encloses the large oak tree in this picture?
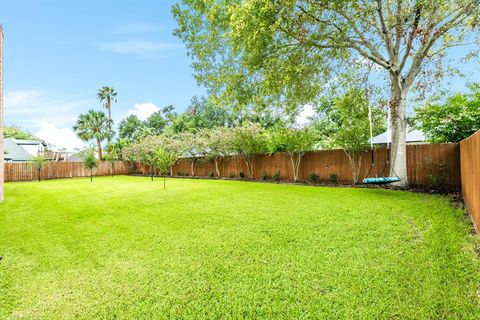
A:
[173,0,480,187]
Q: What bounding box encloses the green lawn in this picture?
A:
[0,176,479,319]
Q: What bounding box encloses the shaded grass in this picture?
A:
[0,176,479,319]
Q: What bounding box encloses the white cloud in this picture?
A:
[126,102,159,121]
[4,89,93,150]
[36,122,85,151]
[5,89,91,120]
[96,40,183,55]
[295,104,315,128]
[5,90,43,110]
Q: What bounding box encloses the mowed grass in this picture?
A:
[0,176,479,319]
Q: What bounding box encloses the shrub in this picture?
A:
[261,171,268,180]
[424,157,448,187]
[272,171,281,182]
[228,172,236,178]
[208,172,214,178]
[239,171,245,179]
[329,172,338,184]
[309,173,320,184]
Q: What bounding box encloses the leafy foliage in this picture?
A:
[73,110,112,159]
[97,86,117,120]
[267,126,318,181]
[118,115,146,141]
[231,122,267,178]
[173,0,480,186]
[323,88,382,183]
[80,148,99,182]
[3,125,38,140]
[31,156,48,182]
[414,84,480,142]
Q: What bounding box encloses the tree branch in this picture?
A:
[375,0,395,62]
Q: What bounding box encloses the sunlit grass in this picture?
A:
[1,176,479,319]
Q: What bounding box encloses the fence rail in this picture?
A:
[460,131,480,234]
[133,144,460,187]
[4,144,461,188]
[4,161,129,182]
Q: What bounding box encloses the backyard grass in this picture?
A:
[0,176,479,319]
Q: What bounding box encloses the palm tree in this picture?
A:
[97,86,117,121]
[73,110,112,159]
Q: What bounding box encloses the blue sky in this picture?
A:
[1,0,479,150]
[1,0,204,150]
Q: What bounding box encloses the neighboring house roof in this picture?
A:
[372,129,426,144]
[4,150,12,162]
[15,139,47,147]
[4,138,34,162]
[66,152,83,162]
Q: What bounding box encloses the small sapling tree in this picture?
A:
[231,122,267,179]
[199,127,233,177]
[155,147,180,190]
[81,148,99,182]
[31,156,48,182]
[268,127,318,182]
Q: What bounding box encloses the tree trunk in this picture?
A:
[107,96,112,143]
[191,159,196,176]
[244,155,255,179]
[389,86,408,188]
[96,139,103,160]
[90,168,93,182]
[111,163,114,177]
[214,158,221,177]
[38,168,41,182]
[289,152,303,182]
[344,150,362,184]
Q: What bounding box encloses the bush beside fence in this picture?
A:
[4,144,460,187]
[144,144,459,187]
[460,131,480,234]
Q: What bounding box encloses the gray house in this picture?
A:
[372,129,426,145]
[4,138,48,162]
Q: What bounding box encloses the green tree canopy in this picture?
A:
[80,148,99,182]
[414,84,480,143]
[118,115,146,141]
[173,0,480,187]
[73,110,112,159]
[4,125,38,140]
[231,122,267,178]
[267,126,318,181]
[326,88,383,183]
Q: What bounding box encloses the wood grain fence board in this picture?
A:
[4,144,460,187]
[171,143,460,186]
[4,161,129,182]
[460,131,480,234]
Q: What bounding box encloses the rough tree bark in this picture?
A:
[243,155,255,179]
[289,152,304,182]
[389,82,409,187]
[96,139,103,160]
[214,157,221,177]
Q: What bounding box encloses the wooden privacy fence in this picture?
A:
[460,131,480,234]
[4,144,460,187]
[4,161,129,182]
[160,143,460,187]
